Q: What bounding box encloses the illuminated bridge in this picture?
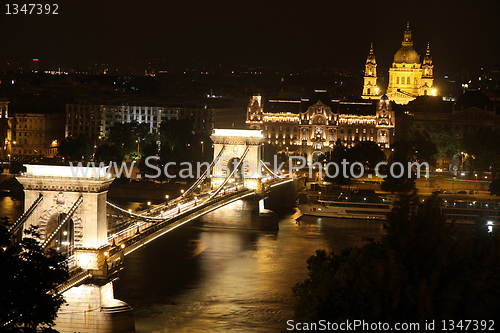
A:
[8,129,296,333]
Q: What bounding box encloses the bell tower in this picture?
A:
[420,42,436,96]
[362,42,381,99]
[246,95,264,130]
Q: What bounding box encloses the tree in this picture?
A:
[461,127,500,177]
[426,125,461,159]
[138,142,160,179]
[94,143,123,163]
[350,141,386,170]
[107,123,134,157]
[325,140,353,186]
[58,134,93,161]
[159,119,195,162]
[9,161,26,175]
[489,178,500,196]
[0,218,69,332]
[292,192,500,326]
[410,130,438,166]
[380,140,416,193]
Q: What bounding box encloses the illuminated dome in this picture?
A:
[393,46,420,64]
[393,22,420,64]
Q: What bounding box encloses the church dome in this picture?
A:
[393,46,420,64]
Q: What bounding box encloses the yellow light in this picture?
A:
[165,195,169,199]
[121,244,125,249]
[432,89,437,96]
[63,231,68,236]
[181,190,184,194]
[147,201,151,206]
[104,252,108,256]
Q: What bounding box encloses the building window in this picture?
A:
[355,128,359,134]
[407,77,410,85]
[397,77,400,84]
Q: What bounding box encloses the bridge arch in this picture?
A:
[210,129,265,190]
[38,192,83,248]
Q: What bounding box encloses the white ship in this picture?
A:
[298,190,392,220]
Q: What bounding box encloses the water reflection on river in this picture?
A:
[0,196,385,332]
[0,195,24,223]
[114,209,385,333]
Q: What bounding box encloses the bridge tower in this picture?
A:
[16,165,113,270]
[210,129,265,190]
[15,165,136,333]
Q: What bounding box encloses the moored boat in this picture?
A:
[298,189,392,220]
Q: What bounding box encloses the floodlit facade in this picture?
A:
[366,22,436,105]
[10,112,65,158]
[246,91,395,157]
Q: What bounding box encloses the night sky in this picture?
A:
[1,0,499,73]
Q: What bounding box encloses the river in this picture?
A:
[1,195,385,332]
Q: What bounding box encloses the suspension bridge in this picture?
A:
[9,129,296,301]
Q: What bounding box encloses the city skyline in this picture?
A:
[1,0,499,73]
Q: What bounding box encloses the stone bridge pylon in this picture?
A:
[16,165,113,270]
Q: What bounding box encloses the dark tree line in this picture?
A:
[292,192,500,326]
[57,120,212,179]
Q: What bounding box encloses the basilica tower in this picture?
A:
[361,42,381,99]
[420,42,435,96]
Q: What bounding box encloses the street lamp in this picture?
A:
[461,152,464,175]
[201,141,204,156]
[136,140,140,158]
[165,195,169,200]
[181,189,184,195]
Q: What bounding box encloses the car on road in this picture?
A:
[457,190,467,194]
[443,190,453,194]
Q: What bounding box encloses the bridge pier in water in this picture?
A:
[16,165,135,333]
[195,196,279,230]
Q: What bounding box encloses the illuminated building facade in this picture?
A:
[66,97,247,139]
[10,112,65,158]
[367,22,436,105]
[246,91,395,157]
